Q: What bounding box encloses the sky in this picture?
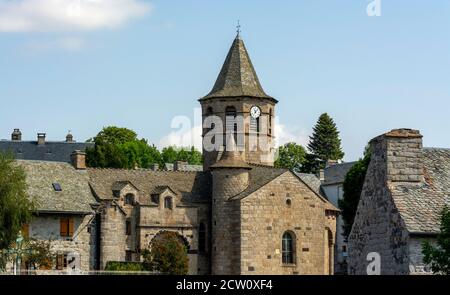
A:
[0,0,449,161]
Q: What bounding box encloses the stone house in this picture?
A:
[348,129,450,275]
[13,151,98,273]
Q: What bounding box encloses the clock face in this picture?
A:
[250,106,261,119]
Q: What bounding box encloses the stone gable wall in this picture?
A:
[239,172,337,275]
[347,133,420,275]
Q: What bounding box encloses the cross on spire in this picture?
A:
[236,20,241,37]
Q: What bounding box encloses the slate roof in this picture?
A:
[16,160,97,214]
[201,35,276,102]
[230,165,338,211]
[0,140,93,163]
[323,162,357,185]
[163,163,203,172]
[295,173,324,197]
[391,148,450,234]
[88,169,211,205]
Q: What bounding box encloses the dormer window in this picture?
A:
[125,194,135,206]
[164,197,173,210]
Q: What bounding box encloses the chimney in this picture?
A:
[150,164,159,171]
[11,129,22,141]
[66,131,73,143]
[318,169,325,182]
[71,150,86,170]
[370,128,423,183]
[37,133,46,145]
[174,161,188,171]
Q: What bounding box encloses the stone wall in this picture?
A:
[30,214,95,271]
[348,130,423,275]
[99,203,127,269]
[239,172,337,275]
[211,168,249,274]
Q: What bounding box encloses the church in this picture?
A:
[8,33,339,275]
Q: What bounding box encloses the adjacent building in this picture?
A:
[348,129,450,275]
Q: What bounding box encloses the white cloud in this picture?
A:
[0,0,151,32]
[274,123,309,148]
[158,124,203,151]
[157,120,310,151]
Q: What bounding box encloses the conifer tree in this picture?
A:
[308,113,345,168]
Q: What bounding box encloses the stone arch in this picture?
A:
[149,230,190,251]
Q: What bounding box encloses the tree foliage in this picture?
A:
[23,239,53,270]
[104,261,145,272]
[161,146,202,166]
[274,143,306,172]
[0,152,34,270]
[86,126,202,169]
[338,149,371,238]
[143,231,189,275]
[422,206,450,274]
[308,113,345,170]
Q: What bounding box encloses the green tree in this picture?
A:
[23,239,53,270]
[338,149,371,238]
[86,126,161,169]
[0,152,34,270]
[160,146,203,166]
[300,153,322,175]
[308,113,345,170]
[143,231,189,275]
[422,206,450,274]
[274,143,307,172]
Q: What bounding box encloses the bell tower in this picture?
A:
[199,33,278,171]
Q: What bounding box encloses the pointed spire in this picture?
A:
[201,34,275,101]
[210,133,251,169]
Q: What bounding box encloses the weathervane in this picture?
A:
[236,20,241,37]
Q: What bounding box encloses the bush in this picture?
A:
[104,261,145,272]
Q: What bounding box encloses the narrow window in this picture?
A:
[198,222,206,253]
[282,232,295,264]
[225,106,238,142]
[126,219,131,235]
[164,197,173,210]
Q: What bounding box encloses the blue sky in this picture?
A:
[0,0,449,161]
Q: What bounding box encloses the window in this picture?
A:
[164,197,173,210]
[225,106,238,140]
[282,232,295,265]
[250,117,260,134]
[198,222,206,253]
[125,194,135,205]
[56,253,67,270]
[206,106,213,115]
[60,218,74,237]
[53,183,62,192]
[269,108,273,135]
[126,219,131,235]
[286,199,292,207]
